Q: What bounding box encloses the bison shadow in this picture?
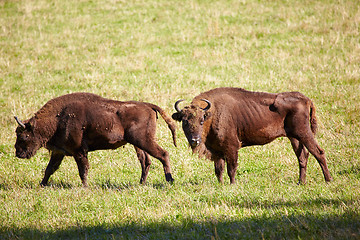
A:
[43,181,76,189]
[338,166,360,176]
[95,180,173,191]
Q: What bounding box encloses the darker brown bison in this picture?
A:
[15,92,177,187]
[172,87,332,184]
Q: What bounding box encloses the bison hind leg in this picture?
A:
[134,146,152,184]
[294,136,332,183]
[131,140,174,184]
[74,153,90,187]
[289,137,309,185]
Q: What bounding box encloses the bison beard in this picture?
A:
[172,87,332,185]
[14,92,177,187]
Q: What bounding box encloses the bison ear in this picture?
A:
[204,111,211,120]
[172,112,183,122]
[25,122,32,130]
[25,118,36,131]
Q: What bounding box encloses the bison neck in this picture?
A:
[33,117,58,148]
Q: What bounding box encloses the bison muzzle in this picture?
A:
[172,87,332,185]
[15,92,177,187]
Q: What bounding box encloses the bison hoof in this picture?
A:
[325,176,333,183]
[40,182,48,187]
[165,173,174,183]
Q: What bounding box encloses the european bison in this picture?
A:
[172,87,332,184]
[15,92,177,186]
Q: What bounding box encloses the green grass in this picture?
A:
[1,0,359,239]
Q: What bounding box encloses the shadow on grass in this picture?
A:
[95,179,199,191]
[45,181,78,189]
[1,211,359,240]
[0,181,77,190]
[0,179,200,191]
[338,166,360,176]
[96,180,136,190]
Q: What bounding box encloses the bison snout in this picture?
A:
[190,137,201,147]
[15,148,33,159]
[16,151,27,159]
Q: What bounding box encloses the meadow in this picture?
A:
[0,0,359,239]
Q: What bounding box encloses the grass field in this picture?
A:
[1,0,359,239]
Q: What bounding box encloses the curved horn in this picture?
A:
[174,99,184,112]
[200,99,211,111]
[14,116,26,129]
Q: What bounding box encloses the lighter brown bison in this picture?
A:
[15,92,177,186]
[172,87,332,184]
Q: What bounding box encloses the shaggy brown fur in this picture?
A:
[172,87,332,184]
[15,92,177,186]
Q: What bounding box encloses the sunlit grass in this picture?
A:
[0,0,359,239]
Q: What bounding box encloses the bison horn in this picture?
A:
[200,99,211,111]
[174,99,184,112]
[14,116,26,129]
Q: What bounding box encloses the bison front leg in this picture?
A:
[213,158,225,184]
[74,153,90,187]
[41,153,65,186]
[225,150,239,184]
[134,146,152,184]
[289,137,310,185]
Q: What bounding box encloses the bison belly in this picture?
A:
[85,123,126,151]
[238,113,286,147]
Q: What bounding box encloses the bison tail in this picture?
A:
[309,101,317,135]
[151,105,177,147]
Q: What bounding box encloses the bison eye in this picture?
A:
[22,134,29,140]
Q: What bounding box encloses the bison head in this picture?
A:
[14,116,41,159]
[172,99,211,148]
